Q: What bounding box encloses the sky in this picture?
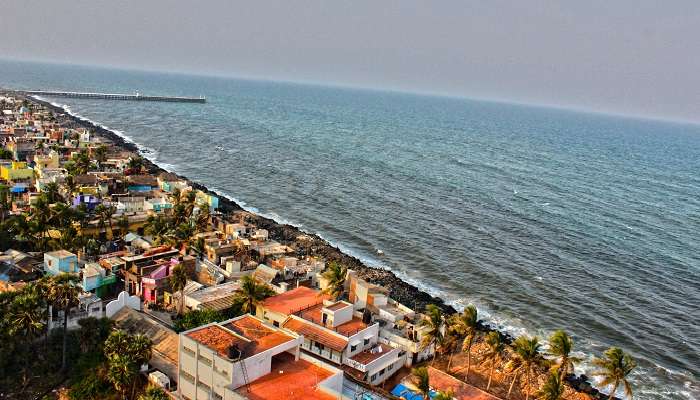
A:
[1,0,699,122]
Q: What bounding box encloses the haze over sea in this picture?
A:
[2,60,698,399]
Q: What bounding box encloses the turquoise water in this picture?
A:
[2,60,699,399]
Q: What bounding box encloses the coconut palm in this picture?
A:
[508,336,547,400]
[43,182,62,203]
[93,144,108,170]
[411,367,431,400]
[95,203,116,239]
[451,304,478,381]
[49,273,82,371]
[548,330,581,381]
[8,292,45,385]
[234,275,275,314]
[107,354,138,399]
[592,347,636,400]
[129,334,153,399]
[480,331,505,391]
[169,264,188,316]
[537,371,565,400]
[418,304,445,365]
[104,330,131,359]
[320,260,347,300]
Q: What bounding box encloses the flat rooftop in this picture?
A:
[297,303,368,336]
[237,352,337,400]
[349,343,395,366]
[187,315,296,359]
[426,366,501,400]
[261,286,327,315]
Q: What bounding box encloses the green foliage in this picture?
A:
[138,385,170,400]
[174,308,224,332]
[233,275,275,314]
[411,367,431,400]
[0,147,13,159]
[592,347,636,399]
[103,330,154,399]
[320,260,347,300]
[537,371,565,400]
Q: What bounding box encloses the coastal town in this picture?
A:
[0,92,637,400]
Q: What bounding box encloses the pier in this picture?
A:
[23,90,206,103]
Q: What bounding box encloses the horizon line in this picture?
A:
[2,56,699,127]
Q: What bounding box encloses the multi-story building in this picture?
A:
[178,314,344,400]
[44,250,79,275]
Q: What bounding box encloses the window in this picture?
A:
[273,321,279,327]
[371,373,378,382]
[198,354,212,366]
[198,381,211,391]
[315,342,325,351]
[350,344,357,352]
[183,346,196,357]
[363,338,370,346]
[215,366,229,377]
[213,393,223,400]
[388,363,394,371]
[379,368,385,376]
[180,371,195,384]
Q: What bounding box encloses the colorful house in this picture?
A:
[73,194,101,211]
[141,258,179,303]
[144,197,173,213]
[0,161,34,182]
[195,190,219,211]
[44,250,78,275]
[82,262,118,298]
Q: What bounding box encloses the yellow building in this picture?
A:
[0,161,34,182]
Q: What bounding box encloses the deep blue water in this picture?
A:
[2,60,699,399]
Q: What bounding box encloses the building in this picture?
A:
[82,262,118,298]
[0,161,33,182]
[257,286,327,327]
[44,250,79,275]
[178,314,344,400]
[184,281,240,312]
[144,197,173,213]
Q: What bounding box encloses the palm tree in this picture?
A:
[418,304,445,365]
[129,334,153,399]
[49,273,82,372]
[43,182,62,203]
[320,261,347,300]
[592,347,636,400]
[95,203,116,239]
[480,331,505,391]
[169,264,188,316]
[548,330,581,381]
[107,354,138,400]
[104,329,131,359]
[93,144,108,170]
[452,304,478,381]
[234,275,275,314]
[8,292,45,385]
[411,367,431,400]
[128,155,144,172]
[537,371,565,400]
[508,336,547,400]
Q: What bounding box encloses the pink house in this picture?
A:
[141,258,179,303]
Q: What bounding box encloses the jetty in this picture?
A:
[22,90,206,103]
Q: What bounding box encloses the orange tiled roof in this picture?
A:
[224,315,295,356]
[186,325,247,358]
[282,318,348,352]
[261,286,327,316]
[427,367,500,400]
[240,352,336,400]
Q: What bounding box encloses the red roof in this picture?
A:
[261,286,327,316]
[186,325,247,358]
[224,315,295,356]
[282,318,348,352]
[240,352,336,400]
[427,367,501,400]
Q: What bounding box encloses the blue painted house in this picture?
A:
[44,250,78,275]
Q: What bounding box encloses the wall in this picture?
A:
[105,290,141,317]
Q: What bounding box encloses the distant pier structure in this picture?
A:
[24,90,206,103]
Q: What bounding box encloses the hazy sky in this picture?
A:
[1,0,699,122]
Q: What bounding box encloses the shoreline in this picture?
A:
[26,93,616,399]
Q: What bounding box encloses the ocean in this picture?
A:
[1,60,698,399]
